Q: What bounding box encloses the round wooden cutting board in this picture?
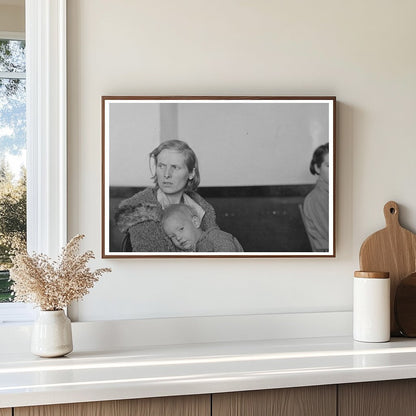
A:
[359,201,416,336]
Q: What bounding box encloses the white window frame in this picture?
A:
[0,0,67,324]
[0,31,24,41]
[26,0,67,256]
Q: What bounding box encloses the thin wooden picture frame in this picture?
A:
[102,96,336,258]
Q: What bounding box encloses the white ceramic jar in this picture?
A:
[353,271,390,343]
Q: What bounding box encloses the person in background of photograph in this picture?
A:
[161,204,244,252]
[115,139,218,252]
[303,142,329,252]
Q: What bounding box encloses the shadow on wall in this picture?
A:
[109,185,314,253]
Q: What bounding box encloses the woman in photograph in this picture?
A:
[115,139,218,252]
[303,142,329,252]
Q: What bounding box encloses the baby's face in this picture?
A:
[163,213,199,251]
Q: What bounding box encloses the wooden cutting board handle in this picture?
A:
[384,201,400,228]
[359,201,416,336]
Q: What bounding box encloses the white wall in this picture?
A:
[177,102,329,186]
[67,0,416,322]
[109,103,159,187]
[109,101,329,187]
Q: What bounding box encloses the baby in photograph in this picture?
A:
[161,204,244,252]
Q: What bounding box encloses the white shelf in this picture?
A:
[2,335,416,408]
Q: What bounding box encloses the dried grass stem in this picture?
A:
[10,234,111,310]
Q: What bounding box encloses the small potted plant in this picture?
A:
[10,234,111,357]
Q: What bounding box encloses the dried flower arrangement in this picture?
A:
[10,234,111,311]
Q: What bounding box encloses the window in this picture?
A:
[0,0,67,324]
[0,34,26,307]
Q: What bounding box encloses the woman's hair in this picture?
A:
[149,139,200,191]
[309,142,329,175]
[161,203,197,226]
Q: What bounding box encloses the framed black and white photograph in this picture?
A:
[102,96,336,258]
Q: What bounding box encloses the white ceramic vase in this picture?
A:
[31,310,73,357]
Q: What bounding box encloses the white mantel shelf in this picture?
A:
[2,336,416,408]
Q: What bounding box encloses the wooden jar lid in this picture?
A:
[354,271,390,279]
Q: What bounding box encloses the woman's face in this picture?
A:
[316,153,329,184]
[156,149,193,195]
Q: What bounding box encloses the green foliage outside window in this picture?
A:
[0,38,27,302]
[0,162,26,302]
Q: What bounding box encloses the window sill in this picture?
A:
[0,303,35,325]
